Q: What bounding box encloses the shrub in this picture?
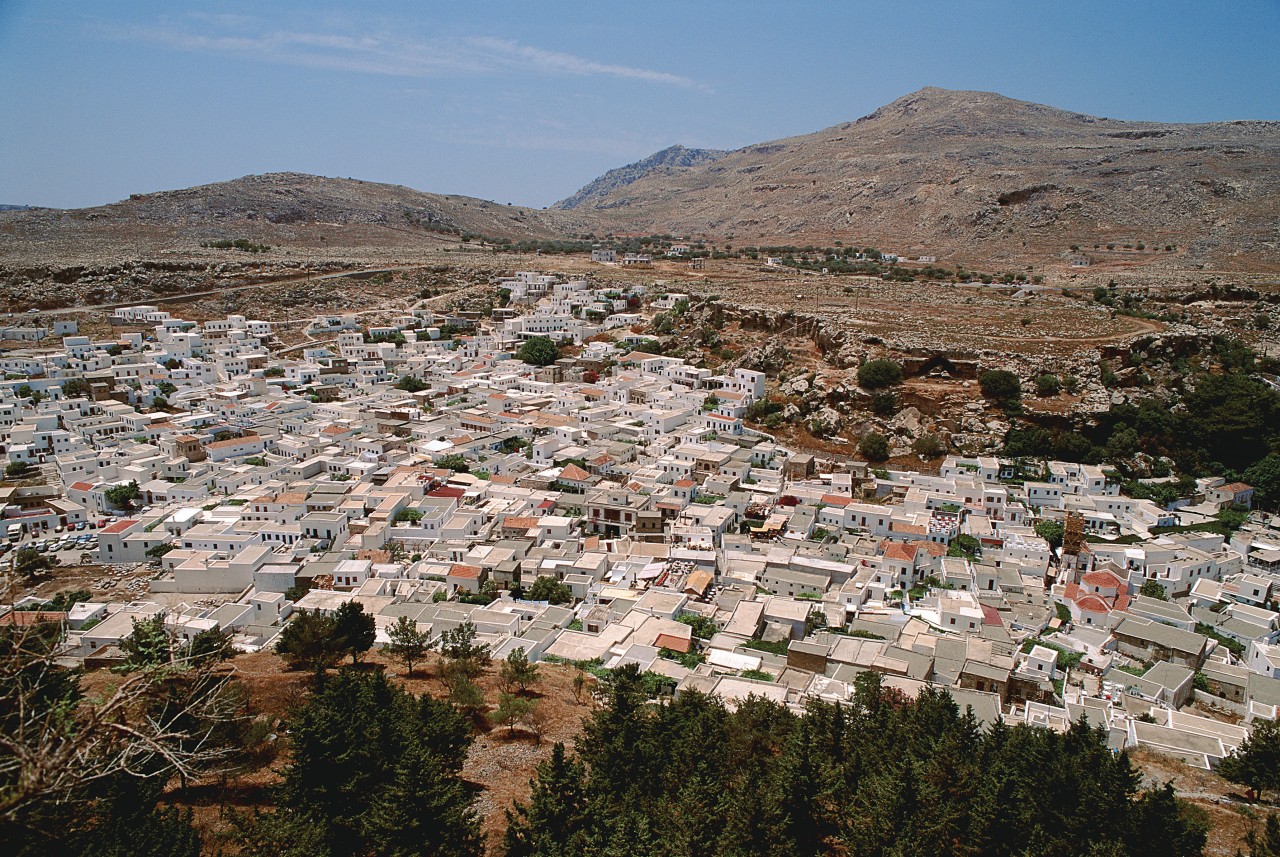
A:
[1034,374,1061,397]
[858,432,890,462]
[979,370,1022,403]
[857,359,903,389]
[517,336,560,366]
[912,434,946,459]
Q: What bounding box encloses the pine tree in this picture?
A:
[275,609,341,671]
[363,742,482,857]
[489,693,536,735]
[333,600,375,665]
[120,614,172,670]
[386,615,430,675]
[503,743,589,857]
[1219,718,1280,801]
[500,646,540,693]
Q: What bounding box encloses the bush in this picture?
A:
[395,374,427,393]
[528,576,573,605]
[858,432,890,462]
[1034,374,1061,397]
[517,336,560,366]
[979,369,1022,403]
[912,434,946,459]
[857,359,903,389]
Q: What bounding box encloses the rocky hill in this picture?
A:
[561,87,1280,271]
[553,145,727,211]
[0,172,583,266]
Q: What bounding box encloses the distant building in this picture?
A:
[590,248,616,263]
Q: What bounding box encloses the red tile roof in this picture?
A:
[559,464,591,482]
[1081,570,1123,590]
[653,632,692,653]
[883,542,918,562]
[100,519,139,535]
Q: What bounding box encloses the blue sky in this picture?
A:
[2,1,1278,209]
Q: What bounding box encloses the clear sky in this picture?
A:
[2,0,1277,210]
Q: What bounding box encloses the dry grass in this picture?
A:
[149,648,597,855]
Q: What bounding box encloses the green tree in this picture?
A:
[912,433,946,459]
[1246,814,1280,857]
[394,374,427,393]
[13,547,53,581]
[333,601,376,665]
[500,647,540,694]
[436,453,470,473]
[104,480,141,510]
[1218,718,1280,801]
[60,377,92,398]
[858,432,890,462]
[1139,579,1169,601]
[1035,519,1066,551]
[1244,453,1280,510]
[440,620,489,668]
[275,609,341,672]
[857,359,903,389]
[386,615,431,676]
[527,575,573,605]
[947,534,980,558]
[120,614,172,670]
[188,626,233,664]
[676,612,718,640]
[4,460,33,479]
[489,692,537,735]
[1035,373,1062,397]
[979,369,1022,404]
[362,741,483,857]
[517,336,560,367]
[277,669,478,856]
[503,743,589,857]
[702,394,720,412]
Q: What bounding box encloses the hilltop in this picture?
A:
[0,171,583,266]
[553,145,728,211]
[561,87,1280,271]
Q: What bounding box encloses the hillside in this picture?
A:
[561,87,1280,271]
[0,172,583,266]
[553,145,727,211]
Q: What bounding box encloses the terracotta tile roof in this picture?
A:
[69,481,95,491]
[883,542,918,562]
[653,632,691,653]
[1081,570,1123,589]
[820,494,851,507]
[559,464,591,482]
[100,519,139,535]
[429,487,465,499]
[0,611,68,626]
[449,564,482,579]
[207,436,259,449]
[1075,595,1110,614]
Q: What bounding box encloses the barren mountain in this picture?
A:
[553,145,728,211]
[563,87,1280,271]
[0,172,582,267]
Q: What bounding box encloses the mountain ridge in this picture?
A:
[553,145,728,211]
[558,86,1280,270]
[3,88,1278,272]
